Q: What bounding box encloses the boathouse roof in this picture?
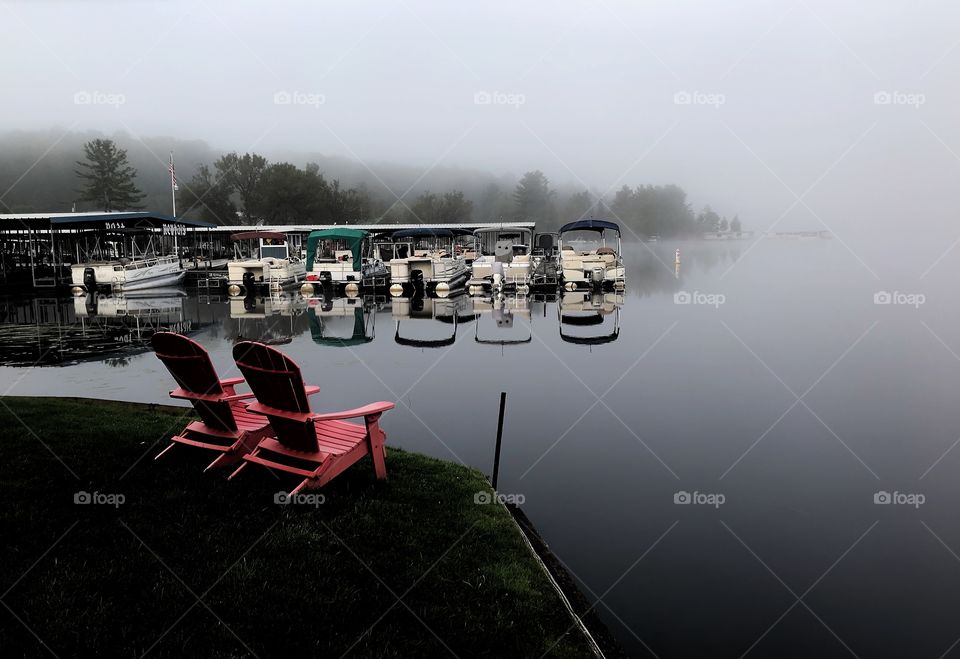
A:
[0,211,215,231]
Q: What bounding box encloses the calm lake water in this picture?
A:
[4,238,960,658]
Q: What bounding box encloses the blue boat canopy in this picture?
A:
[558,219,621,235]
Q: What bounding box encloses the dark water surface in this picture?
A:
[3,239,960,658]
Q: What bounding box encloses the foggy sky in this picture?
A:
[2,0,959,247]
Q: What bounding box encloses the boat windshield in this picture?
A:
[260,244,289,259]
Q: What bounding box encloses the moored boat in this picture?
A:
[300,228,388,297]
[558,219,626,291]
[226,232,306,297]
[385,228,470,297]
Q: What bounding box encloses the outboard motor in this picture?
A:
[491,261,504,293]
[242,271,256,293]
[410,269,424,292]
[83,267,96,290]
[84,292,98,316]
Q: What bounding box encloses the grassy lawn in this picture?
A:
[0,397,593,658]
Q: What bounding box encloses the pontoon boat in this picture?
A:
[301,228,388,296]
[386,228,470,297]
[226,231,306,297]
[558,219,626,291]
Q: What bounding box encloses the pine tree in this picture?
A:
[75,139,145,211]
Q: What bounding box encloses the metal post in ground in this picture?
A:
[492,391,506,490]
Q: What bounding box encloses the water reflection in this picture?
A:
[308,296,378,347]
[558,291,622,346]
[0,292,197,366]
[472,293,534,346]
[229,291,308,346]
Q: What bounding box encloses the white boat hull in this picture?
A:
[227,258,307,294]
[71,256,185,293]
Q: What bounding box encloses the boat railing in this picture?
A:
[114,254,180,272]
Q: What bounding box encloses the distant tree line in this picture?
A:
[22,133,745,236]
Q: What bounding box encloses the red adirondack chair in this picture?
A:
[228,341,394,493]
[152,332,272,471]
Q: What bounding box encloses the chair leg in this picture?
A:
[364,416,388,480]
[227,460,251,481]
[204,452,241,472]
[155,442,176,461]
[289,478,314,496]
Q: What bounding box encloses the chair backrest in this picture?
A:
[232,341,317,451]
[151,332,236,432]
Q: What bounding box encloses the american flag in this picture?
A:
[168,153,179,191]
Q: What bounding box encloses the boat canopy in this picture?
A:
[558,219,621,235]
[391,228,455,240]
[231,231,287,242]
[306,228,368,272]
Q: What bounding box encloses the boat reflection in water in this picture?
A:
[557,290,622,346]
[392,292,473,348]
[471,293,533,347]
[0,291,191,366]
[308,294,380,347]
[229,292,307,346]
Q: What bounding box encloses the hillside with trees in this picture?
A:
[0,129,742,236]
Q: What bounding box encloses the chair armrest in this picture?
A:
[310,401,395,422]
[169,387,238,403]
[225,392,255,402]
[305,386,320,396]
[220,377,245,387]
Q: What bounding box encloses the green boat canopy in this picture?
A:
[306,229,368,272]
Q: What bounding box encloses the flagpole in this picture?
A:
[169,152,178,255]
[169,152,177,217]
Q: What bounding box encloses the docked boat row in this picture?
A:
[293,220,626,299]
[55,213,626,298]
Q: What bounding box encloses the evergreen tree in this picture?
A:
[74,139,145,211]
[513,170,556,226]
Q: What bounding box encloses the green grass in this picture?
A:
[0,397,592,658]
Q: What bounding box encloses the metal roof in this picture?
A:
[200,222,535,233]
[0,211,214,230]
